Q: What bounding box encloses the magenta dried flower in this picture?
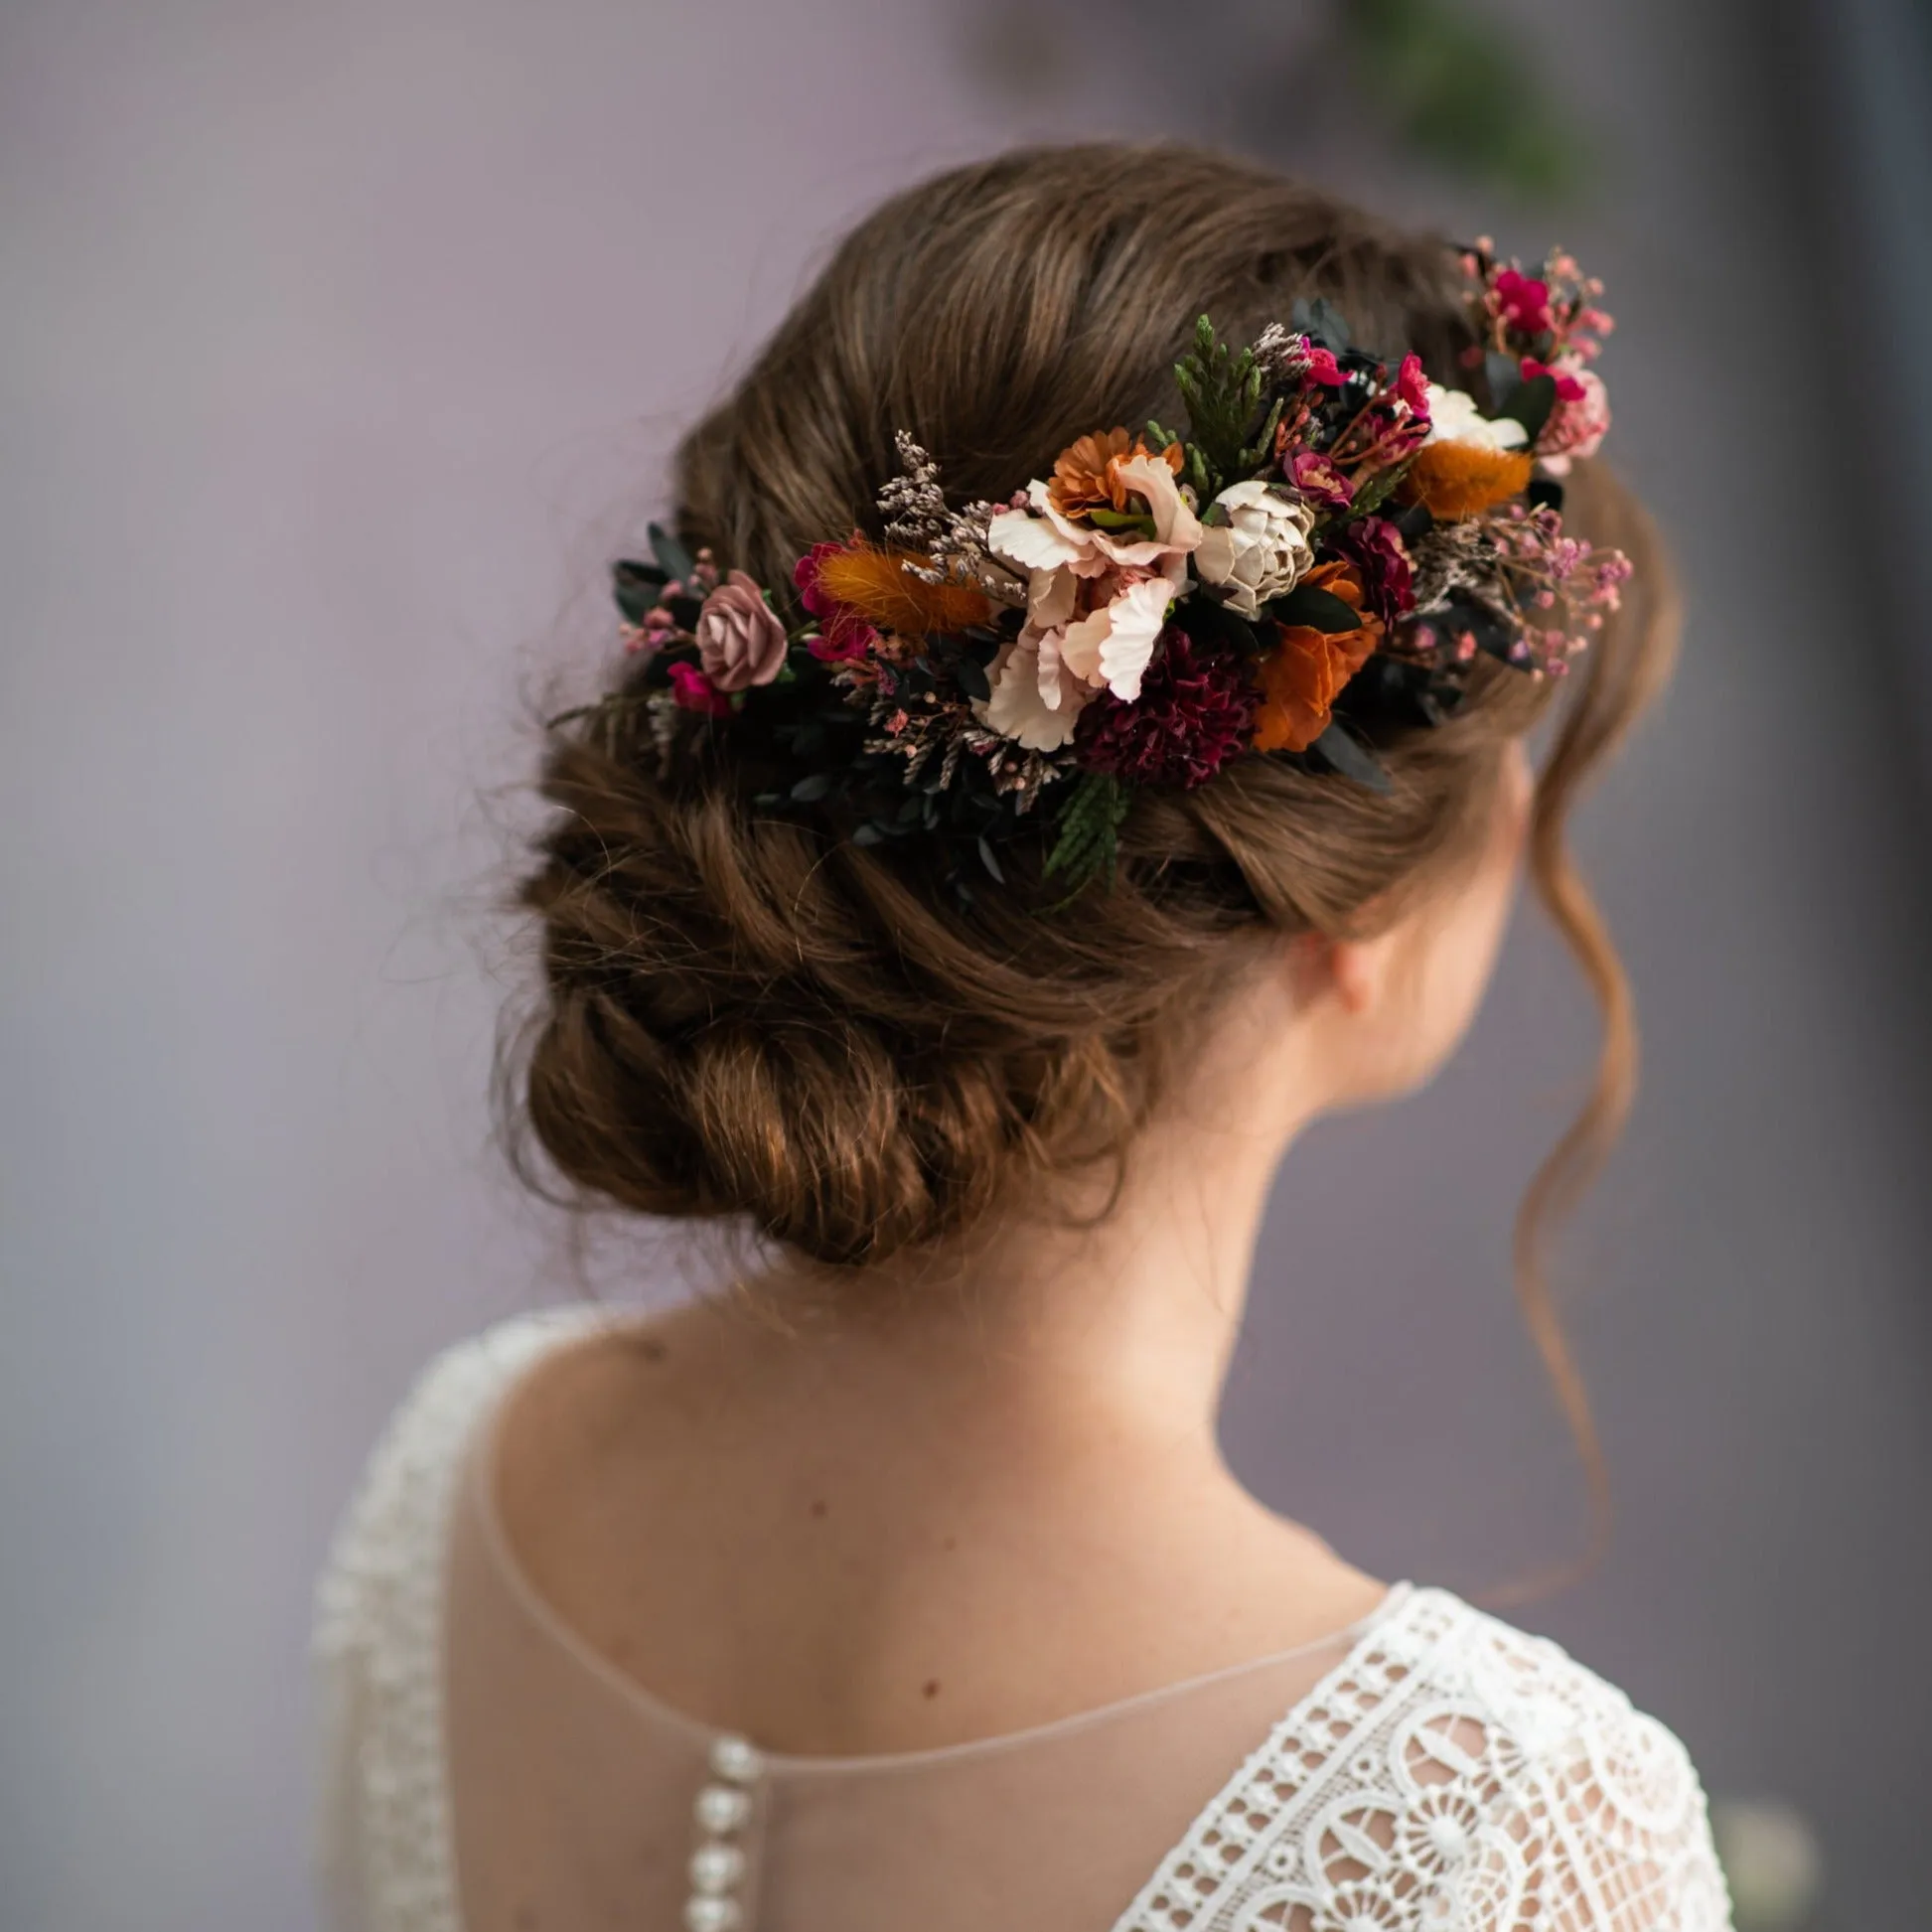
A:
[1336,517,1416,625]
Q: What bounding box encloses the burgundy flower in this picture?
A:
[1287,448,1355,510]
[668,660,731,717]
[1074,627,1258,790]
[1494,268,1554,337]
[794,539,880,656]
[807,631,871,664]
[1335,516,1416,625]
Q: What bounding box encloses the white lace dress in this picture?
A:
[313,1311,1733,1932]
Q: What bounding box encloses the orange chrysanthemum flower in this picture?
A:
[811,543,993,638]
[1048,429,1185,518]
[1398,444,1534,520]
[1253,559,1384,754]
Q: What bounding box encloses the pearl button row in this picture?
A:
[684,1733,765,1932]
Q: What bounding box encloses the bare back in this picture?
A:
[493,1296,1389,1758]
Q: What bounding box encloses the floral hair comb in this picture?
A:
[565,243,1627,900]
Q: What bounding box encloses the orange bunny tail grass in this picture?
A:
[814,543,993,637]
[1400,444,1535,520]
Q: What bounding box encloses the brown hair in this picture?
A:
[503,145,1677,1534]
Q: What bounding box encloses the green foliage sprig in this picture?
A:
[1041,772,1131,903]
[1170,317,1285,500]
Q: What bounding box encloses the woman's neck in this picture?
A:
[749,1074,1313,1473]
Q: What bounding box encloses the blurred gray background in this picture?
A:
[4,1,1929,1927]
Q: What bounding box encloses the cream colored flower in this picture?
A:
[1194,481,1316,617]
[976,639,1090,750]
[1423,382,1529,453]
[982,450,1201,726]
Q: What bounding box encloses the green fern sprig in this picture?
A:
[1172,316,1284,498]
[1041,772,1131,903]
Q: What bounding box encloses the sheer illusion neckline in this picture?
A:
[467,1311,1412,1776]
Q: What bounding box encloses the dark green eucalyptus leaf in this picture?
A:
[1292,295,1354,352]
[953,654,991,702]
[1497,372,1558,445]
[1273,584,1365,634]
[1311,722,1395,794]
[612,559,668,624]
[648,522,697,584]
[1484,351,1522,405]
[790,772,836,803]
[852,821,885,846]
[977,835,1005,884]
[1183,597,1262,659]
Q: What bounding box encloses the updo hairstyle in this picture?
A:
[503,145,1676,1445]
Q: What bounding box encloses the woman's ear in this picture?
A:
[1285,929,1390,1017]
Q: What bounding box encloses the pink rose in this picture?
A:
[1532,358,1611,474]
[668,660,732,717]
[696,569,788,690]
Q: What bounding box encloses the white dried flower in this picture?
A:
[1423,382,1529,452]
[1193,480,1316,618]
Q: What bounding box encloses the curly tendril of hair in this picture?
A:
[498,144,1679,1562]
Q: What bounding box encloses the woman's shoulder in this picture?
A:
[1384,1583,1704,1766]
[312,1307,610,1663]
[1121,1583,1733,1932]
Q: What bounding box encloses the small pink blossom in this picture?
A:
[1396,352,1430,414]
[1287,449,1354,509]
[668,660,731,717]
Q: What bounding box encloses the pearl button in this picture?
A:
[683,1898,742,1932]
[690,1843,746,1894]
[693,1783,752,1834]
[708,1734,764,1783]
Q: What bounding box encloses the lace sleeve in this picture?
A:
[1408,1672,1734,1932]
[1116,1588,1732,1932]
[309,1313,603,1932]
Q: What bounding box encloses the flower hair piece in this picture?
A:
[570,245,1630,902]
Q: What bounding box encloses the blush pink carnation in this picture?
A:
[1529,357,1611,474]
